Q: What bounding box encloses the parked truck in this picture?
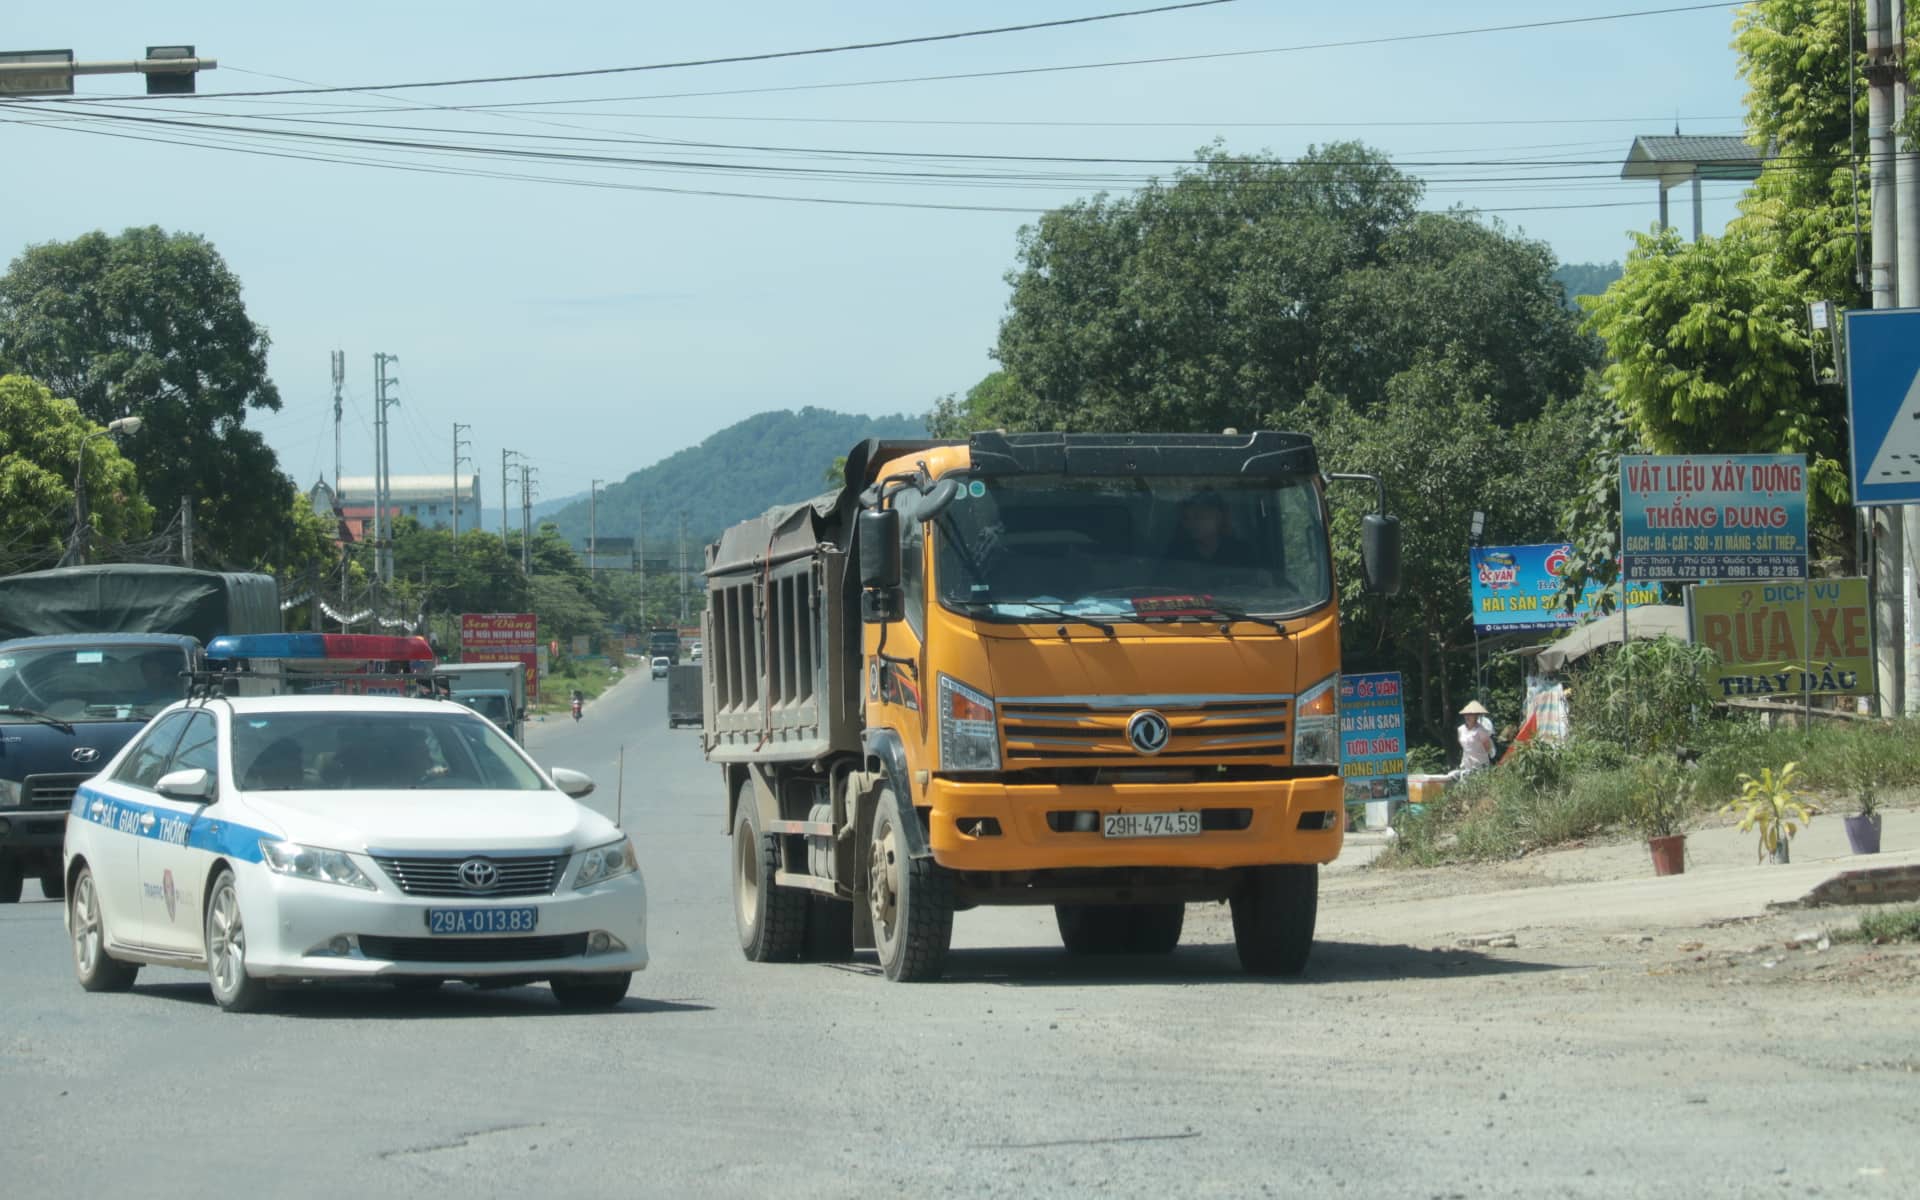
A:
[432,660,530,742]
[0,565,279,902]
[648,627,680,666]
[700,432,1399,981]
[667,663,702,728]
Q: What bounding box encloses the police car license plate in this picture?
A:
[1103,811,1201,838]
[426,907,539,935]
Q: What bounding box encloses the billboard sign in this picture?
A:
[1620,454,1808,581]
[1470,543,1647,632]
[1339,671,1407,804]
[461,612,539,703]
[1688,578,1871,698]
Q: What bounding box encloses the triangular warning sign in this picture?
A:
[1865,365,1920,483]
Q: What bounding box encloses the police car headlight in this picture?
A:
[259,841,376,890]
[572,838,637,889]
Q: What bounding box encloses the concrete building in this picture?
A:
[336,474,481,533]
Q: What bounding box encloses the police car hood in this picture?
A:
[236,788,611,855]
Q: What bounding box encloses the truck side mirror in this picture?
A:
[858,508,903,624]
[1361,513,1402,597]
[918,477,960,522]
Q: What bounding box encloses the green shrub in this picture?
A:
[1568,635,1718,754]
[1846,907,1920,944]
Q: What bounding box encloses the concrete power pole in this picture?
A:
[373,353,400,584]
[589,479,604,573]
[678,511,689,624]
[1896,0,1920,714]
[1869,0,1905,717]
[452,422,471,542]
[501,449,521,547]
[521,466,537,574]
[330,350,344,488]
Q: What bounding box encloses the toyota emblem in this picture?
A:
[1126,709,1171,755]
[71,746,100,764]
[458,858,499,891]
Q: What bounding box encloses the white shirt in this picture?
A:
[1457,716,1494,773]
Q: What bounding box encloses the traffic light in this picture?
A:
[145,45,196,94]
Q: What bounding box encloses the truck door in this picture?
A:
[137,709,222,957]
[76,710,191,949]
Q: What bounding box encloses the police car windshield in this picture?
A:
[232,711,548,792]
[0,643,188,724]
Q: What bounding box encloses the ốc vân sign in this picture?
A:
[1339,671,1407,804]
[1469,543,1657,632]
[1687,578,1870,697]
[1620,454,1808,582]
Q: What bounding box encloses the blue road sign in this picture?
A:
[1845,307,1920,505]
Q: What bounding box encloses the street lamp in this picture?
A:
[64,416,144,566]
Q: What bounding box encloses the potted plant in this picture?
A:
[1724,762,1818,864]
[1832,747,1888,856]
[1633,759,1690,876]
[1844,787,1882,856]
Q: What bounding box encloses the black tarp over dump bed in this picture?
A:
[0,565,280,643]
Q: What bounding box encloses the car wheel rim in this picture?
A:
[209,886,245,998]
[72,873,98,976]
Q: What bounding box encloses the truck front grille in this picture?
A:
[21,773,92,811]
[998,695,1291,766]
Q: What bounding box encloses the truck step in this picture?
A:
[772,869,842,896]
[766,819,835,837]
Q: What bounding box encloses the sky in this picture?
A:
[2,1,1753,510]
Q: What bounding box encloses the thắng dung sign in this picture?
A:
[1620,454,1807,581]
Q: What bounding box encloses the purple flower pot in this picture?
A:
[1844,813,1883,855]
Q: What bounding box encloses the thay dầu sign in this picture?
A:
[1686,578,1870,697]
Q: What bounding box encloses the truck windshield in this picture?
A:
[933,474,1331,621]
[0,643,188,723]
[455,693,512,725]
[232,711,547,791]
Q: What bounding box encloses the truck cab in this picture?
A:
[0,634,201,902]
[704,432,1399,981]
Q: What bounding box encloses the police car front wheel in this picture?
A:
[204,869,272,1013]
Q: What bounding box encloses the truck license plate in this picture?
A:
[426,907,539,935]
[1102,811,1201,839]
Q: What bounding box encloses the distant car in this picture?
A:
[62,694,647,1012]
[650,657,669,679]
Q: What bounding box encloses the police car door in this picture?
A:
[137,708,221,956]
[75,710,192,949]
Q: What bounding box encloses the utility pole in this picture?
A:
[372,353,400,585]
[180,497,194,568]
[678,511,689,624]
[521,465,538,574]
[1869,0,1905,717]
[589,479,604,573]
[501,449,521,547]
[329,350,345,488]
[1896,0,1920,714]
[451,422,471,542]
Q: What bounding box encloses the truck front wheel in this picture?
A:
[1231,864,1317,977]
[39,853,65,900]
[0,856,21,905]
[867,790,953,982]
[733,800,806,962]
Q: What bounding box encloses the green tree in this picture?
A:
[927,370,1021,437]
[0,374,153,572]
[0,227,293,568]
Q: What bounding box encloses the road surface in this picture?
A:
[1,673,1913,1197]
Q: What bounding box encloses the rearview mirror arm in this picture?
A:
[1324,471,1387,515]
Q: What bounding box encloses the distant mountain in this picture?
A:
[546,407,926,550]
[482,490,584,537]
[1553,261,1623,309]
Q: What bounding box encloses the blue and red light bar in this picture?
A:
[204,633,436,662]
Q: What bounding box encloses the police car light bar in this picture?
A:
[204,633,436,662]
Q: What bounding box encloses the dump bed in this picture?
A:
[667,663,703,728]
[0,564,279,642]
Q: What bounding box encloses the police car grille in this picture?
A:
[358,934,588,963]
[371,854,565,897]
[21,773,92,811]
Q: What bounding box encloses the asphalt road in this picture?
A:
[2,672,1914,1198]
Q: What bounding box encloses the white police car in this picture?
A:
[61,634,646,1012]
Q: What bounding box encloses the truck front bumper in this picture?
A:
[923,774,1345,872]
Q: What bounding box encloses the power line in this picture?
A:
[18,1,1244,103]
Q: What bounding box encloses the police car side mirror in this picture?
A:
[156,767,214,802]
[550,767,596,798]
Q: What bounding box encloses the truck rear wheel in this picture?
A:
[1231,864,1317,977]
[1055,903,1184,955]
[868,790,953,982]
[733,800,806,962]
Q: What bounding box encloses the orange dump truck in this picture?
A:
[701,432,1399,981]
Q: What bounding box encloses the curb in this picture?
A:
[1772,863,1920,909]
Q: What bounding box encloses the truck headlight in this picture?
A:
[259,841,376,890]
[938,675,1000,772]
[1293,674,1340,767]
[0,778,22,806]
[573,838,638,889]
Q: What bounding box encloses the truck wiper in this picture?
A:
[958,600,1115,637]
[1175,603,1289,634]
[0,705,76,734]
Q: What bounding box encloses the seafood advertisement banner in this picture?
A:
[1340,671,1407,804]
[1468,543,1655,633]
[1687,578,1871,697]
